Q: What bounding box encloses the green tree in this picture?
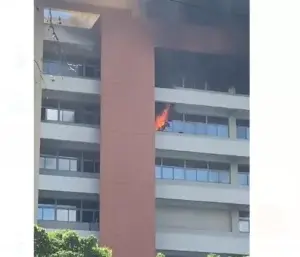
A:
[34,226,165,257]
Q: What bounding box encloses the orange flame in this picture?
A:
[155,104,171,131]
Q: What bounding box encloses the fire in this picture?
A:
[155,103,171,131]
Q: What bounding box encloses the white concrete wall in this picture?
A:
[43,75,100,95]
[156,228,249,255]
[156,132,249,157]
[41,122,100,144]
[155,87,249,111]
[156,206,231,232]
[39,174,98,193]
[34,5,44,223]
[156,180,249,205]
[44,24,99,47]
[38,174,248,205]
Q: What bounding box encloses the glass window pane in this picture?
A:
[197,169,208,182]
[70,159,78,171]
[237,126,247,139]
[164,121,172,132]
[184,122,196,134]
[40,157,45,168]
[172,120,184,133]
[186,169,197,181]
[38,208,43,220]
[246,127,250,140]
[174,168,185,180]
[162,167,173,179]
[239,220,250,232]
[82,211,93,222]
[69,210,77,222]
[45,157,57,170]
[219,171,230,184]
[46,109,58,121]
[94,161,100,173]
[155,166,162,179]
[83,160,94,173]
[43,208,55,220]
[195,122,206,135]
[207,124,218,136]
[43,61,61,75]
[85,66,95,78]
[239,173,249,186]
[58,158,69,171]
[208,170,218,183]
[217,125,229,138]
[57,209,69,221]
[61,110,75,123]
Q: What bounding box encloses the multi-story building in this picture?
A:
[34,1,249,257]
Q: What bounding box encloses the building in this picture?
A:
[34,1,249,257]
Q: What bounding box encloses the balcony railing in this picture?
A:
[40,155,100,174]
[163,120,229,138]
[43,60,100,79]
[155,165,230,184]
[38,205,99,225]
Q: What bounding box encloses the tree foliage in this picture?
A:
[34,225,112,257]
[35,226,248,257]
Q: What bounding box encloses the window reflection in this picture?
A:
[162,167,173,179]
[186,169,197,181]
[160,113,229,138]
[197,169,208,182]
[155,166,162,179]
[156,158,231,185]
[42,208,55,220]
[174,168,185,180]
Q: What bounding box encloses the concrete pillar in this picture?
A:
[231,210,239,234]
[229,116,237,139]
[230,162,238,186]
[34,3,44,223]
[99,8,155,257]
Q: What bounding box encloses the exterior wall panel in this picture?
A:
[100,8,156,257]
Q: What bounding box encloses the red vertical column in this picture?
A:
[99,8,156,257]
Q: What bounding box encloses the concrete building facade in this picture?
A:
[34,1,249,257]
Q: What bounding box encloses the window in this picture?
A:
[60,110,75,123]
[155,166,162,179]
[44,157,57,170]
[239,211,250,233]
[42,207,55,220]
[219,171,230,184]
[174,167,185,180]
[56,209,69,221]
[186,168,197,181]
[46,109,58,121]
[84,160,95,173]
[58,158,69,171]
[162,167,173,179]
[38,207,43,220]
[237,119,250,140]
[208,170,218,183]
[197,169,208,182]
[40,157,45,169]
[238,164,249,186]
[82,210,94,222]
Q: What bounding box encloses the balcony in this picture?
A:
[39,174,98,193]
[156,180,249,205]
[155,132,249,157]
[43,74,100,95]
[156,228,249,255]
[41,122,99,144]
[155,87,249,111]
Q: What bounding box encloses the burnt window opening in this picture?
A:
[155,48,249,96]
